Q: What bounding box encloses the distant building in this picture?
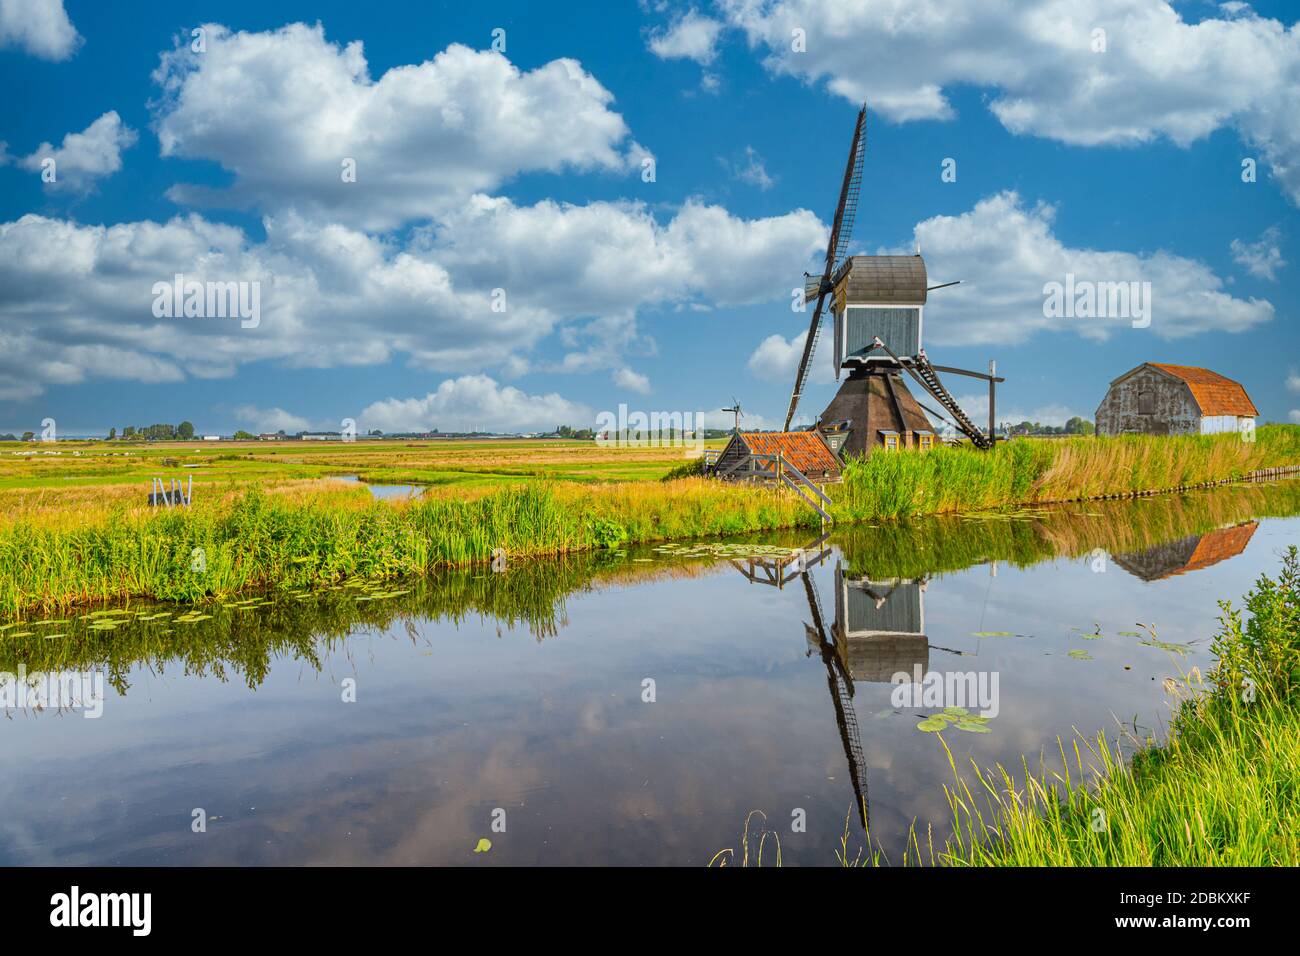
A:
[201,435,221,441]
[299,433,342,441]
[1095,363,1257,436]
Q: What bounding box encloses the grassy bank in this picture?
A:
[1,428,1298,617]
[836,424,1300,520]
[0,480,813,616]
[940,547,1300,866]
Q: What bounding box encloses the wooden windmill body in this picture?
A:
[784,107,1003,457]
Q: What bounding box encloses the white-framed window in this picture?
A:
[838,304,924,364]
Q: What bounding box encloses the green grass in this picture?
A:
[939,547,1300,866]
[835,425,1300,520]
[0,480,816,617]
[1,427,1298,616]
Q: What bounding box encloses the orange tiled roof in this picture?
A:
[738,431,840,476]
[1149,364,1258,417]
[1181,522,1258,575]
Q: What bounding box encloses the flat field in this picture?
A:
[0,437,715,506]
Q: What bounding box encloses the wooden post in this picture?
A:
[988,359,997,446]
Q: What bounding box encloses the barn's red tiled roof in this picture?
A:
[737,431,841,476]
[1180,522,1258,576]
[1149,364,1258,417]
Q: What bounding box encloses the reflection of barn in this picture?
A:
[832,567,929,683]
[1112,521,1258,581]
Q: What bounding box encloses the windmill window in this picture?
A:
[1138,389,1155,415]
[918,432,934,450]
[880,431,900,452]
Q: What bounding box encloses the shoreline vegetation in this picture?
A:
[714,548,1300,868]
[940,547,1299,866]
[2,478,1298,679]
[0,427,1298,617]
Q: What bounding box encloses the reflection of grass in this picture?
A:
[835,477,1300,580]
[0,545,746,686]
[944,547,1300,866]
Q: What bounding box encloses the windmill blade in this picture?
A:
[782,290,827,431]
[830,107,868,275]
[783,105,868,432]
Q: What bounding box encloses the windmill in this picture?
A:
[721,398,744,433]
[784,106,1003,456]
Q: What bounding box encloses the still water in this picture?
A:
[2,480,1298,865]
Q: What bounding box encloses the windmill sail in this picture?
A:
[783,105,867,432]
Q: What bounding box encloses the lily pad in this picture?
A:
[1067,649,1093,661]
[954,719,992,733]
[473,838,492,853]
[916,717,948,733]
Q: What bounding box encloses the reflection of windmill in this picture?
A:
[721,398,744,433]
[831,564,930,683]
[784,105,1004,455]
[730,535,868,831]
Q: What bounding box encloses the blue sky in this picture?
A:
[1,0,1297,435]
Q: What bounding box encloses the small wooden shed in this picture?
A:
[713,430,842,480]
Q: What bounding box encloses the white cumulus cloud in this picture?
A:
[648,10,724,64]
[613,367,651,394]
[359,375,591,433]
[717,0,1300,204]
[151,23,646,230]
[1230,227,1286,280]
[8,111,137,193]
[231,404,314,433]
[897,192,1272,344]
[0,0,79,60]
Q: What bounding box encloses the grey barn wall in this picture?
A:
[1096,367,1199,435]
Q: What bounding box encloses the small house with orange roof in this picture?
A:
[1095,363,1257,436]
[713,430,842,481]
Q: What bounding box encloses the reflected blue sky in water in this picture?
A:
[1,512,1296,865]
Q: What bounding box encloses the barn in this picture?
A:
[1095,363,1257,436]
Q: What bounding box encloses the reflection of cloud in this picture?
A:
[0,540,1251,866]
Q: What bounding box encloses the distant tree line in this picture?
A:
[109,422,196,441]
[1006,416,1095,437]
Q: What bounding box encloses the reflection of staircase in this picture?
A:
[912,355,992,449]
